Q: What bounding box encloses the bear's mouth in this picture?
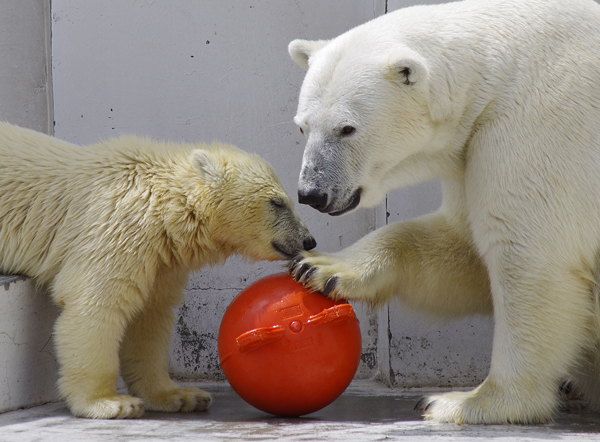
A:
[328,188,362,216]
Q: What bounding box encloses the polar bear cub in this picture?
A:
[0,122,315,418]
[288,0,600,424]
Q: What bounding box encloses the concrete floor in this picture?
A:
[2,381,600,442]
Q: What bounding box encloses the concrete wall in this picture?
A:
[0,1,56,412]
[0,277,58,413]
[0,0,52,133]
[50,0,494,389]
[50,0,386,381]
[1,0,499,413]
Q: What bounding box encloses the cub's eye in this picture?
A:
[341,126,356,136]
[270,198,285,208]
[299,127,304,135]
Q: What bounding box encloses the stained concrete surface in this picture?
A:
[2,381,600,442]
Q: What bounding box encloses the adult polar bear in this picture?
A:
[288,0,600,424]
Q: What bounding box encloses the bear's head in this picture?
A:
[288,27,457,215]
[190,144,316,262]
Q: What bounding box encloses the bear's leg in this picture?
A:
[564,272,600,411]
[54,303,145,418]
[566,340,600,411]
[291,211,493,316]
[417,250,597,423]
[119,270,212,412]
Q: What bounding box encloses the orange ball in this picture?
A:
[218,273,362,417]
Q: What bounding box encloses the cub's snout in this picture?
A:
[270,204,316,259]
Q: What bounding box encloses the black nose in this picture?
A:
[303,236,317,251]
[298,188,328,210]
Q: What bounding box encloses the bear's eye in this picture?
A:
[341,126,356,136]
[299,127,304,135]
[270,198,285,208]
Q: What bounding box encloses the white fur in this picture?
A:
[289,0,600,424]
[0,122,314,418]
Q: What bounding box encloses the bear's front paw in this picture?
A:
[144,386,213,413]
[289,251,374,302]
[70,394,145,419]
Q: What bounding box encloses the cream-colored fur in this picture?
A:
[288,0,600,424]
[0,122,315,418]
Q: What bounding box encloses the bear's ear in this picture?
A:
[288,39,329,70]
[388,51,453,123]
[388,53,427,87]
[191,149,223,183]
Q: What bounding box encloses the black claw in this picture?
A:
[323,277,338,296]
[289,255,303,273]
[414,398,434,413]
[560,380,574,396]
[414,398,425,412]
[295,263,311,281]
[302,267,317,282]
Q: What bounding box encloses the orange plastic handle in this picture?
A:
[236,325,286,352]
[306,304,356,327]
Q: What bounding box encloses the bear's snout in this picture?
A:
[298,186,328,210]
[298,186,361,217]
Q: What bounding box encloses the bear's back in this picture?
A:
[0,123,182,282]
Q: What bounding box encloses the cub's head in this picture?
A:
[288,23,455,215]
[191,144,316,261]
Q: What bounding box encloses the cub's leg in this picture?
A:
[291,211,492,316]
[53,280,145,419]
[119,270,212,413]
[417,248,598,423]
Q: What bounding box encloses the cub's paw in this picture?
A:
[289,251,373,302]
[70,394,145,419]
[144,386,213,413]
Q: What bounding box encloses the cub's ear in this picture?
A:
[191,149,223,182]
[288,39,329,70]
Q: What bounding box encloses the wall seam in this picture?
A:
[44,0,54,136]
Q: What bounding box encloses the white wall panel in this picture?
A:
[51,0,386,380]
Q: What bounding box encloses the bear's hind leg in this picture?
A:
[417,254,597,423]
[119,271,212,413]
[567,340,600,411]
